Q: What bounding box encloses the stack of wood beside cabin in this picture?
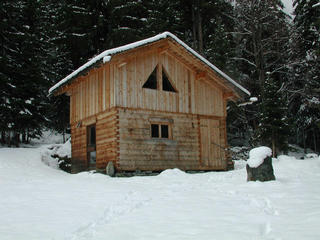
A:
[49,32,250,173]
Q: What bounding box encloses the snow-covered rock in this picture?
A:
[246,146,275,182]
[247,146,272,168]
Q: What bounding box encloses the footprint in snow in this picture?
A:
[259,222,282,240]
[64,191,151,240]
[250,197,279,216]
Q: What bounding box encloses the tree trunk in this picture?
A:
[26,129,30,143]
[251,21,265,97]
[8,131,12,147]
[63,130,65,143]
[191,6,197,50]
[272,131,276,158]
[191,0,203,54]
[196,0,203,55]
[313,128,317,152]
[14,132,20,147]
[27,129,30,143]
[303,129,307,153]
[0,131,5,144]
[22,131,27,143]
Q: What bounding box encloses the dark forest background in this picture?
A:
[1,0,319,154]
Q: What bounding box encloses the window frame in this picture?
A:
[162,66,177,92]
[150,122,172,139]
[142,64,177,93]
[142,65,158,90]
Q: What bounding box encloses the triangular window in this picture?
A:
[162,68,176,92]
[142,65,177,93]
[142,66,157,89]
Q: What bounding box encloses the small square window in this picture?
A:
[151,123,171,139]
[161,125,169,138]
[151,124,159,138]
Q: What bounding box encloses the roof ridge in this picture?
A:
[49,32,250,96]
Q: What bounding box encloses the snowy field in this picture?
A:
[1,145,320,240]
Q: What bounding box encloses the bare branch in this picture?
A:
[231,57,257,67]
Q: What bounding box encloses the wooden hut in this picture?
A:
[49,32,250,173]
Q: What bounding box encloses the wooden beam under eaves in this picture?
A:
[223,92,235,99]
[196,71,206,79]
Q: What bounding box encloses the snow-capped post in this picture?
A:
[246,146,275,182]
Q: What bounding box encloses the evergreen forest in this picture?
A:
[1,0,319,154]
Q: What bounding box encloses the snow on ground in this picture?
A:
[1,146,320,240]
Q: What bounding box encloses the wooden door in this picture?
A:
[87,124,96,170]
[200,119,225,169]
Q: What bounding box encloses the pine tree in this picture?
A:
[0,0,13,143]
[289,0,320,152]
[12,0,48,143]
[40,0,74,139]
[144,0,184,37]
[0,0,48,145]
[106,0,149,48]
[229,0,291,145]
[174,0,235,70]
[203,0,234,70]
[257,76,290,155]
[232,0,290,96]
[58,0,94,67]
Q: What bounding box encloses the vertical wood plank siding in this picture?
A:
[70,51,224,124]
[70,66,111,124]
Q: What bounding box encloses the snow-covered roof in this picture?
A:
[49,32,250,96]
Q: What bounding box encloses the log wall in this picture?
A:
[70,120,87,173]
[70,109,118,172]
[117,108,201,171]
[96,110,118,170]
[70,107,227,172]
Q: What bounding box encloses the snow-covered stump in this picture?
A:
[246,146,275,182]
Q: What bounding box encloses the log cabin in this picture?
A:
[49,32,250,174]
